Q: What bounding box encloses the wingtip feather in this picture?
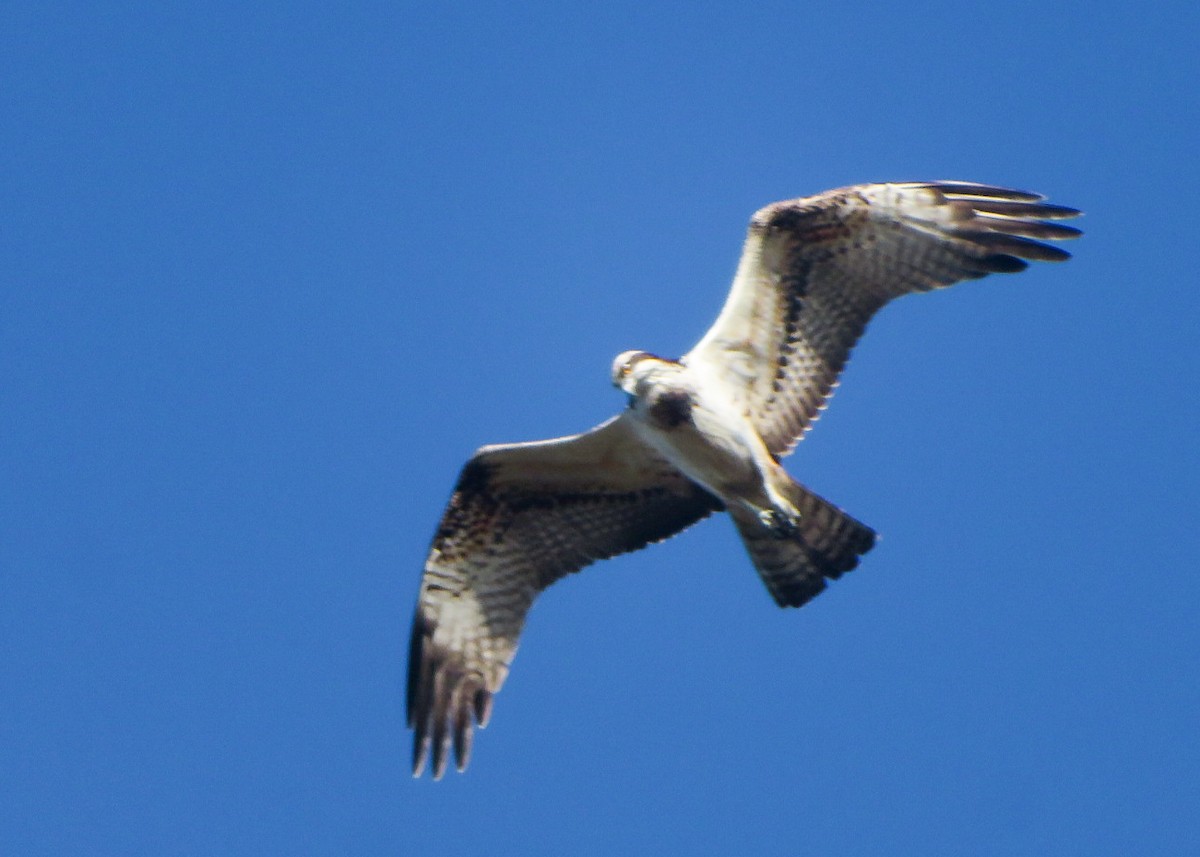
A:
[926,180,1045,202]
[977,254,1031,274]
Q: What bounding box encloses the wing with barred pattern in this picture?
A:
[684,181,1081,456]
[408,415,720,779]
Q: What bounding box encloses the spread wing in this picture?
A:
[408,414,720,779]
[684,181,1082,457]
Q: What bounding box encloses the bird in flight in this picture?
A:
[408,180,1081,779]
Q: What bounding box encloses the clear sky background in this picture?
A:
[3,2,1197,854]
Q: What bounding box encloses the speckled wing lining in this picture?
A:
[685,181,1081,457]
[408,415,721,779]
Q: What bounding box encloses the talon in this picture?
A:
[760,509,799,537]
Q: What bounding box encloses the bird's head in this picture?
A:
[611,350,675,396]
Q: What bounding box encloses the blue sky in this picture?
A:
[3,2,1197,854]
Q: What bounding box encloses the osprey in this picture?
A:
[408,180,1080,778]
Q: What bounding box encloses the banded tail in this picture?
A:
[731,481,877,608]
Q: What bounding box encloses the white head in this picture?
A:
[611,350,673,395]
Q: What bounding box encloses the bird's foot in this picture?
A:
[759,508,800,537]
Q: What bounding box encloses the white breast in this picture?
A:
[628,366,762,498]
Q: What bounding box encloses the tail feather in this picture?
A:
[732,482,877,608]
